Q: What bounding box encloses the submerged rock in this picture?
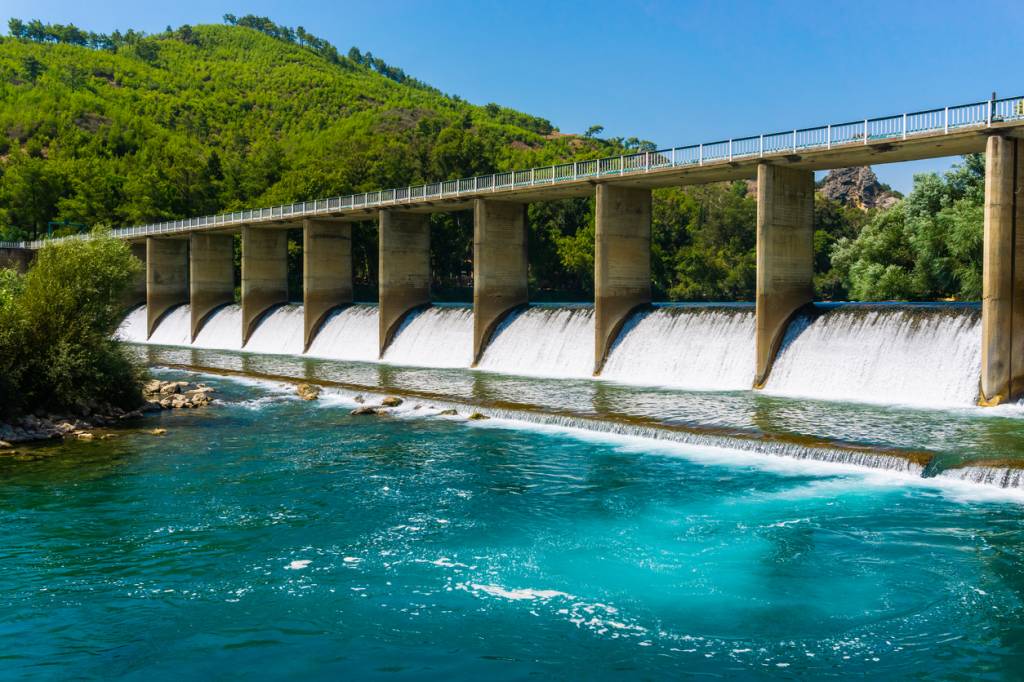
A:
[381,396,403,407]
[149,428,167,436]
[350,406,379,416]
[296,384,321,401]
[468,412,489,421]
[437,409,459,416]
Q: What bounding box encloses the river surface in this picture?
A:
[4,369,1024,679]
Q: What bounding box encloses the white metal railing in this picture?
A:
[9,95,1023,249]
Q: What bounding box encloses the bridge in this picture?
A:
[3,95,1024,404]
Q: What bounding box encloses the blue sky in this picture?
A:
[4,0,1021,193]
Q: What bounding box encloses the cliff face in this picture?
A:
[818,167,900,210]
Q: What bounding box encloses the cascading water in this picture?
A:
[764,304,982,408]
[115,305,148,343]
[601,305,755,391]
[476,305,595,378]
[382,306,473,368]
[192,304,243,351]
[305,305,380,363]
[244,305,305,356]
[147,305,192,347]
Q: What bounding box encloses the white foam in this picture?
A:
[477,306,595,378]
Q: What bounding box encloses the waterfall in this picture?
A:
[147,305,192,347]
[601,305,755,391]
[115,305,148,343]
[476,305,595,378]
[763,304,982,407]
[305,305,379,362]
[192,305,243,351]
[940,465,1024,489]
[244,305,305,355]
[382,305,473,368]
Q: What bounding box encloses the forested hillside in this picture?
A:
[0,16,986,301]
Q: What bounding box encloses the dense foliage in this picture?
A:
[0,17,987,301]
[831,155,985,301]
[0,234,144,418]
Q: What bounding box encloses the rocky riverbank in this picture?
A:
[0,379,216,450]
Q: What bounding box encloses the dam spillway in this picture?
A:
[119,301,987,409]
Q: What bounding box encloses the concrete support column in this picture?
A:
[594,184,651,374]
[980,135,1024,405]
[146,238,189,338]
[123,242,147,309]
[189,233,235,341]
[241,227,288,346]
[378,210,430,356]
[472,199,528,364]
[754,164,815,387]
[304,219,353,351]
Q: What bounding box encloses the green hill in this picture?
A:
[0,17,609,241]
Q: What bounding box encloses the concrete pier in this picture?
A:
[753,164,815,387]
[378,210,430,356]
[0,247,33,272]
[189,234,235,340]
[472,199,528,363]
[241,227,288,345]
[146,238,189,337]
[594,184,651,373]
[980,135,1024,405]
[123,242,147,309]
[304,219,353,351]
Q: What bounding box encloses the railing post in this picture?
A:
[645,151,650,172]
[944,107,949,134]
[759,134,763,157]
[792,129,797,153]
[863,118,868,144]
[988,99,993,126]
[530,168,535,185]
[728,139,733,162]
[699,143,703,166]
[826,124,831,150]
[573,162,578,180]
[902,113,907,140]
[671,147,676,166]
[619,155,624,175]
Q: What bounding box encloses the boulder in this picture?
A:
[381,396,403,407]
[297,384,321,401]
[437,409,459,416]
[150,428,167,436]
[468,412,489,421]
[350,406,379,416]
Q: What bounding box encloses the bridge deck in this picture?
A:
[5,96,1023,246]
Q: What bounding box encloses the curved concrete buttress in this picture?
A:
[146,237,189,338]
[241,226,288,346]
[594,184,651,375]
[378,210,430,356]
[753,163,815,388]
[303,219,353,351]
[189,233,236,341]
[472,199,529,365]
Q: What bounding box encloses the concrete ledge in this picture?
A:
[754,164,814,387]
[378,210,430,356]
[594,184,651,374]
[304,219,353,351]
[472,199,528,364]
[241,227,288,346]
[146,238,189,337]
[189,234,235,341]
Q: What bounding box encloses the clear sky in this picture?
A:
[4,0,1021,193]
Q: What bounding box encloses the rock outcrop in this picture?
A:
[818,166,900,210]
[142,380,215,409]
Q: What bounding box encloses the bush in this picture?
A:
[0,233,144,418]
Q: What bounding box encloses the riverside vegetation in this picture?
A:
[0,16,990,302]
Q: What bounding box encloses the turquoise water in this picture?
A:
[4,373,1024,679]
